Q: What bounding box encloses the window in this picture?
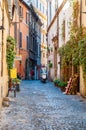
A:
[43,6,44,13]
[19,6,23,16]
[20,32,22,48]
[26,12,29,24]
[26,36,29,50]
[43,34,44,43]
[43,53,45,58]
[36,0,38,7]
[49,2,52,21]
[29,12,32,23]
[40,3,41,10]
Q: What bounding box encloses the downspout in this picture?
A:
[80,0,82,27]
[57,1,60,79]
[1,5,4,76]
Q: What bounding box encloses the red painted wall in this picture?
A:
[10,1,29,79]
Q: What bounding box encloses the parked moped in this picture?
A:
[40,67,47,83]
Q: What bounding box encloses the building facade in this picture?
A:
[10,0,42,80]
[47,0,86,97]
[18,0,30,79]
[28,4,42,79]
[47,0,68,80]
[79,0,86,96]
[0,0,11,109]
[24,0,47,67]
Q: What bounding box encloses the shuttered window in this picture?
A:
[26,36,29,50]
[19,6,23,17]
[20,32,22,48]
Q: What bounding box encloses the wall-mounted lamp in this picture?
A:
[0,26,4,30]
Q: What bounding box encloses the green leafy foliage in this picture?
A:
[61,20,65,41]
[79,38,86,74]
[53,79,60,85]
[58,81,67,87]
[12,78,21,84]
[59,1,86,77]
[49,62,53,68]
[6,36,16,75]
[53,79,67,87]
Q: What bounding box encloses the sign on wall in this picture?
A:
[14,55,22,61]
[10,68,17,79]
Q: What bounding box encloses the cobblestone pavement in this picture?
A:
[0,80,86,130]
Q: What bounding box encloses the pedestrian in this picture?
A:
[30,69,34,80]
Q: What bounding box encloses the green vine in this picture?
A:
[79,38,86,74]
[61,20,65,41]
[59,1,86,76]
[6,36,16,76]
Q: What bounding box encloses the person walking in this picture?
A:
[30,69,34,80]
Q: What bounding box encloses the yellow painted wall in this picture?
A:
[80,66,86,97]
[79,0,86,97]
[0,0,10,109]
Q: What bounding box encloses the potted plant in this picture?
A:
[12,78,21,91]
[49,62,53,68]
[53,79,60,87]
[58,81,67,92]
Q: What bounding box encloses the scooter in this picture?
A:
[40,67,47,83]
[41,72,47,83]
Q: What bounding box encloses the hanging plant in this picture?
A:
[49,62,53,68]
[6,36,16,76]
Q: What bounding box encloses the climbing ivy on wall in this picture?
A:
[79,38,86,75]
[59,1,86,76]
[61,20,65,41]
[6,36,16,75]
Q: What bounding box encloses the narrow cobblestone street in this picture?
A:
[0,80,86,130]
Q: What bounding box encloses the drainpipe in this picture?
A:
[1,7,4,76]
[57,1,60,79]
[80,0,82,27]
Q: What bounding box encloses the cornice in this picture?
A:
[47,0,68,32]
[34,7,47,21]
[41,28,47,34]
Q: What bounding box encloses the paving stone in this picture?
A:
[0,80,86,130]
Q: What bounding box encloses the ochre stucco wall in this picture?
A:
[0,0,9,109]
[80,66,86,97]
